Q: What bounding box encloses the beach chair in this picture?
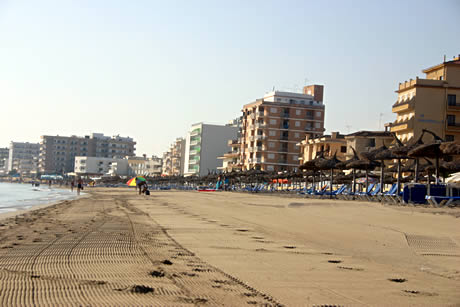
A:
[365,183,381,201]
[322,185,347,197]
[355,183,375,200]
[426,195,460,207]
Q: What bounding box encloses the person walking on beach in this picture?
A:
[71,180,75,192]
[77,178,83,195]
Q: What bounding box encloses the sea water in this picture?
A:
[0,182,80,214]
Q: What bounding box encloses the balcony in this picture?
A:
[224,151,239,158]
[249,158,262,163]
[255,122,266,129]
[279,136,289,141]
[189,159,199,165]
[446,122,460,131]
[392,97,415,113]
[254,135,267,141]
[279,147,289,153]
[447,103,460,112]
[257,111,265,117]
[280,124,289,130]
[398,77,445,92]
[190,130,200,137]
[190,140,200,146]
[390,117,414,133]
[228,139,241,146]
[189,150,199,155]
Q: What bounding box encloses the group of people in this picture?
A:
[70,179,84,195]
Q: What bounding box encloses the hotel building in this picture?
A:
[39,133,136,174]
[389,55,460,143]
[184,123,238,176]
[217,118,243,172]
[238,85,325,171]
[0,147,8,174]
[161,138,185,176]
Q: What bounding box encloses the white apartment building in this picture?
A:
[106,155,163,177]
[74,157,126,176]
[184,123,238,176]
[8,142,40,176]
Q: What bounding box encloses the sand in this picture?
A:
[0,189,459,306]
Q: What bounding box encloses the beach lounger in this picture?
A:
[365,183,381,201]
[426,195,460,207]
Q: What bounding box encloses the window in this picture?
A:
[306,111,313,118]
[448,94,456,106]
[270,119,277,125]
[267,165,274,171]
[269,130,276,136]
[295,121,300,127]
[340,146,347,153]
[368,138,376,148]
[447,115,456,125]
[267,153,275,159]
[445,135,454,142]
[315,122,321,128]
[270,107,277,113]
[294,132,300,138]
[268,142,275,148]
[316,111,321,117]
[295,109,301,115]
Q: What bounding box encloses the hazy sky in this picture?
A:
[1,0,459,156]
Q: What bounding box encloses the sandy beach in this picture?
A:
[0,189,459,306]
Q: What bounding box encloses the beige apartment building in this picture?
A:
[162,138,185,176]
[238,85,325,171]
[299,130,393,163]
[39,133,136,174]
[389,55,460,142]
[298,132,347,163]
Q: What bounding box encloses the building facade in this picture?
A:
[39,133,136,174]
[344,131,394,159]
[127,156,163,177]
[389,55,460,143]
[184,123,238,176]
[74,157,126,176]
[171,138,186,176]
[217,118,243,172]
[0,147,8,174]
[238,85,325,172]
[7,142,40,176]
[299,132,347,163]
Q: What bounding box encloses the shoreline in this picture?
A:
[0,188,89,222]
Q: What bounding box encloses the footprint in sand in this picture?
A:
[328,260,342,264]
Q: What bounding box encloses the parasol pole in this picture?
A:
[352,169,356,194]
[365,168,369,193]
[396,159,401,194]
[330,168,333,198]
[435,155,440,185]
[414,158,419,183]
[380,159,385,194]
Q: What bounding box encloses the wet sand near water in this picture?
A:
[0,188,459,306]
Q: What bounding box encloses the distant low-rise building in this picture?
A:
[298,132,347,163]
[8,142,40,176]
[74,156,126,176]
[184,123,238,176]
[218,118,243,172]
[127,155,163,177]
[344,131,394,159]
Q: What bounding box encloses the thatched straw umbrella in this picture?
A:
[408,130,445,184]
[299,151,325,191]
[336,147,360,193]
[346,159,380,192]
[440,142,460,156]
[391,131,426,182]
[315,152,342,197]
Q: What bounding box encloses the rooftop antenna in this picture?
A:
[378,113,384,130]
[304,77,309,85]
[345,124,352,133]
[443,54,446,62]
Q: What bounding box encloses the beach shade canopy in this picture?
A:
[360,145,388,161]
[299,151,324,170]
[314,152,342,170]
[335,147,360,170]
[346,159,380,170]
[440,142,460,156]
[127,176,146,186]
